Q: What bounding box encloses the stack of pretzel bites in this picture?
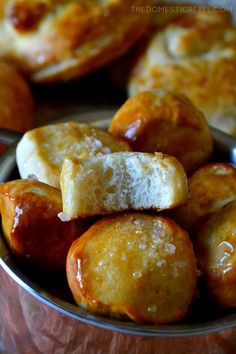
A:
[3,88,234,326]
[1,0,236,330]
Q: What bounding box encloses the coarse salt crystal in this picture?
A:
[58,212,70,222]
[147,305,157,313]
[133,271,142,278]
[164,243,176,254]
[27,174,39,181]
[121,253,127,261]
[156,259,166,267]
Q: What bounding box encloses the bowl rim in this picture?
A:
[1,109,236,337]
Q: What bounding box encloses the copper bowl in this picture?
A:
[1,110,236,353]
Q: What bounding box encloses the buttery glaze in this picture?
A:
[109,90,213,174]
[174,163,236,237]
[0,179,86,271]
[196,200,236,308]
[8,0,47,31]
[67,212,197,324]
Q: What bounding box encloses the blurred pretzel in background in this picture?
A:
[0,60,33,152]
[128,2,236,136]
[0,0,151,83]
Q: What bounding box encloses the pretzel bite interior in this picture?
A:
[60,152,188,218]
[67,213,197,324]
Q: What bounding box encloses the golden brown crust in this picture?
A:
[7,0,47,31]
[109,90,213,174]
[128,12,236,136]
[67,212,197,324]
[0,60,33,133]
[195,200,236,308]
[174,163,236,237]
[0,179,86,271]
[0,0,150,82]
[16,121,131,189]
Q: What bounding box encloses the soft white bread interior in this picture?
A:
[16,121,131,189]
[60,152,188,218]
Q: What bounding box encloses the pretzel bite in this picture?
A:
[128,12,236,136]
[60,152,188,219]
[67,213,197,324]
[174,163,236,237]
[0,60,33,134]
[196,201,236,308]
[109,91,213,174]
[0,179,86,271]
[16,121,131,189]
[0,0,150,82]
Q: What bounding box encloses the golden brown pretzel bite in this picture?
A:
[67,212,197,324]
[174,163,236,237]
[109,90,213,174]
[16,121,131,189]
[0,60,33,135]
[0,179,86,271]
[196,200,236,308]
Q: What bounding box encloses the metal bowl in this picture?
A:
[1,110,236,353]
